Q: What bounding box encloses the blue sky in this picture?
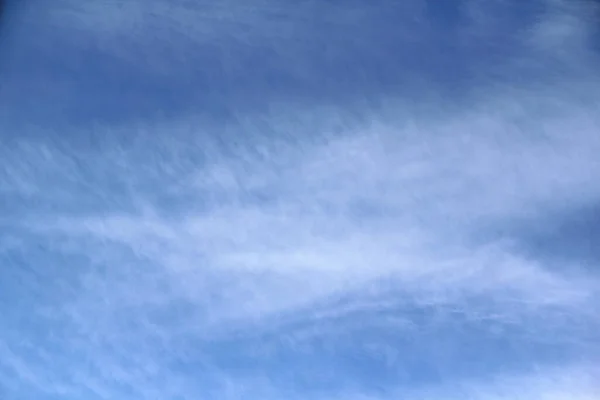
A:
[1,0,600,399]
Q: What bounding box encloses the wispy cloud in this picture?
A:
[8,80,597,397]
[1,0,599,399]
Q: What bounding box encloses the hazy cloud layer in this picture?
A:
[1,0,599,399]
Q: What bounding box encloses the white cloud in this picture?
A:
[319,364,600,400]
[2,0,600,398]
[23,80,599,341]
[403,364,600,400]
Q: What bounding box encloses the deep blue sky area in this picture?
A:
[1,1,600,399]
[1,0,593,129]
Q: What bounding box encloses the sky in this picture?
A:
[0,0,600,399]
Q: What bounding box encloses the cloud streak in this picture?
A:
[1,0,600,399]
